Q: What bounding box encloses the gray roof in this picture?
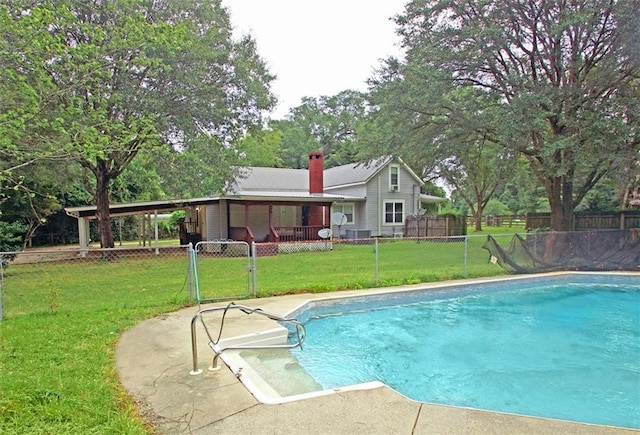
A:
[230,156,423,193]
[230,167,308,192]
[324,157,392,188]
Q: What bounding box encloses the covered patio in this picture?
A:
[65,192,351,250]
[225,195,339,245]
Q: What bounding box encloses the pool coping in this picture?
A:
[117,271,640,434]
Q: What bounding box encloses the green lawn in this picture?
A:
[0,229,520,433]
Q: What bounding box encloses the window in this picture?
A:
[384,201,404,224]
[389,165,399,191]
[333,203,354,224]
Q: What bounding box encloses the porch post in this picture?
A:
[244,203,250,243]
[268,205,273,241]
[154,209,159,255]
[78,217,90,256]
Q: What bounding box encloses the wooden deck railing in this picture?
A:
[273,226,326,242]
[229,225,327,244]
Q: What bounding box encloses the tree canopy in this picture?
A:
[1,0,275,247]
[366,0,640,230]
[277,90,367,168]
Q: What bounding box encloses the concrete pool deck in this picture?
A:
[116,278,639,434]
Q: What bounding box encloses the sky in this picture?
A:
[222,0,407,119]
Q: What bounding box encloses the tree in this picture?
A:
[280,90,367,168]
[440,138,516,231]
[0,220,27,262]
[393,0,640,230]
[2,0,275,247]
[0,3,70,191]
[154,135,240,198]
[268,119,320,169]
[495,159,548,214]
[0,160,66,248]
[235,129,285,168]
[361,62,519,230]
[109,153,165,203]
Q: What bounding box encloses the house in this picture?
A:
[65,153,445,248]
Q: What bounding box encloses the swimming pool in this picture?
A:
[273,274,639,429]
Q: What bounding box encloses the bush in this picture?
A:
[0,220,28,265]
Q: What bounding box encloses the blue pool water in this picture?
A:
[288,275,640,429]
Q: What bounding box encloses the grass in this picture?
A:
[0,228,520,433]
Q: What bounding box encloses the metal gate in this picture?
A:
[189,240,256,303]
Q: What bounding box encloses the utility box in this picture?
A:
[345,229,371,244]
[345,229,371,239]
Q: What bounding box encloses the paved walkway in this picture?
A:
[116,285,638,434]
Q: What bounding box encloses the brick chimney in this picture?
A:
[308,151,324,194]
[308,152,325,227]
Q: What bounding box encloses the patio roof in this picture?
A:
[64,192,361,220]
[65,197,221,219]
[420,194,447,204]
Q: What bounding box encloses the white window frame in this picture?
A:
[389,165,400,192]
[332,203,355,224]
[383,200,405,225]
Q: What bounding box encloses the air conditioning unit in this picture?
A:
[390,185,399,192]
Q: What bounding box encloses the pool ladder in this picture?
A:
[190,302,306,375]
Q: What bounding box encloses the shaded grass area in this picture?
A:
[0,230,518,433]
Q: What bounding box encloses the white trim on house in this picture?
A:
[389,164,400,192]
[332,203,355,224]
[383,199,406,225]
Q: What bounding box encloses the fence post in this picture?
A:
[187,243,195,302]
[463,236,468,277]
[251,242,258,298]
[374,238,379,285]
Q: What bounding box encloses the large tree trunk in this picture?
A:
[474,202,483,232]
[95,162,115,249]
[546,175,575,232]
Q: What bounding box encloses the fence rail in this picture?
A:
[467,215,527,228]
[407,214,466,236]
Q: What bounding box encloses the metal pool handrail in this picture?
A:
[190,301,306,375]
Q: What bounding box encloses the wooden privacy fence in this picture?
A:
[526,211,640,230]
[404,214,467,237]
[466,215,527,227]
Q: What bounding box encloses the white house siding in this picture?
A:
[366,174,382,235]
[354,202,368,233]
[362,164,422,237]
[329,201,366,237]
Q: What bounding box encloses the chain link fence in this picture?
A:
[192,240,255,303]
[0,246,190,321]
[1,233,524,320]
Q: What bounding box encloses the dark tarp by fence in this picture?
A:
[482,230,640,273]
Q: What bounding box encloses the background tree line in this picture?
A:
[1,0,638,249]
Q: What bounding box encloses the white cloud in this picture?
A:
[222,0,406,118]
